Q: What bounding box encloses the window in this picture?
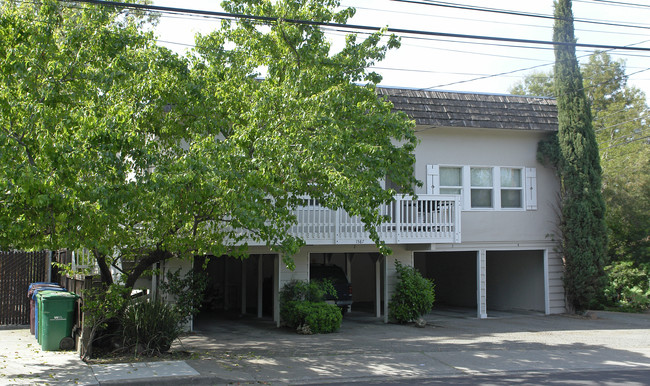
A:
[427,164,536,211]
[470,167,493,208]
[500,168,523,208]
[439,167,462,195]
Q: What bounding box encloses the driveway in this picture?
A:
[173,310,650,384]
[3,309,650,385]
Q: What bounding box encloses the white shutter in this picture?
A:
[525,168,537,210]
[426,165,439,195]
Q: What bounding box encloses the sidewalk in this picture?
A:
[2,310,650,385]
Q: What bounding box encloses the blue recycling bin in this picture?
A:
[28,283,62,335]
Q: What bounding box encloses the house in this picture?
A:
[159,87,564,326]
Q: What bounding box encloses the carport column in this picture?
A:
[274,250,310,327]
[241,259,247,315]
[345,253,353,313]
[273,255,279,326]
[375,256,381,318]
[257,255,263,319]
[384,250,414,324]
[544,248,550,315]
[477,250,487,319]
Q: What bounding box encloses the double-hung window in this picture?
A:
[439,167,463,195]
[470,167,493,209]
[428,164,535,211]
[500,168,523,209]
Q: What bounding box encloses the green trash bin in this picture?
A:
[37,291,79,351]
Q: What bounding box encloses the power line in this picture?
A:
[393,0,650,31]
[59,0,650,52]
[602,134,650,149]
[574,0,650,10]
[347,3,650,39]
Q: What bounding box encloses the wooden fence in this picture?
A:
[0,250,50,325]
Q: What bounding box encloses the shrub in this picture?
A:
[296,302,342,334]
[389,261,435,323]
[280,279,340,333]
[159,268,208,325]
[601,261,650,312]
[81,284,131,360]
[120,299,183,355]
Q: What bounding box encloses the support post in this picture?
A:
[375,256,381,318]
[346,253,353,313]
[383,255,388,323]
[273,255,280,327]
[241,259,247,315]
[477,250,487,319]
[257,255,263,319]
[544,249,550,315]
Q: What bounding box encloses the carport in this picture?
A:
[415,249,547,318]
[193,254,277,319]
[414,251,477,314]
[486,250,545,313]
[309,252,384,317]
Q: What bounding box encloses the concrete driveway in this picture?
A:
[2,309,650,385]
[173,310,650,384]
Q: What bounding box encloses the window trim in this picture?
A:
[430,164,534,212]
[499,167,524,210]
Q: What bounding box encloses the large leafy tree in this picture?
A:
[0,0,418,289]
[552,0,608,311]
[510,52,650,265]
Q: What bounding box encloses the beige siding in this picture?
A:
[414,127,560,246]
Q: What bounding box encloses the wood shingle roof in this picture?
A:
[377,87,558,132]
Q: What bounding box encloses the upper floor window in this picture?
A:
[440,167,462,195]
[470,167,493,208]
[500,168,523,209]
[428,164,536,211]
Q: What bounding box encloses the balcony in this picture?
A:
[248,194,461,246]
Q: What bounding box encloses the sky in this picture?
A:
[152,0,650,99]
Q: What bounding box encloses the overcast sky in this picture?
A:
[153,0,650,98]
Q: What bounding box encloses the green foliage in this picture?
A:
[537,133,561,169]
[1,0,418,289]
[280,279,340,333]
[600,261,650,312]
[82,284,131,330]
[80,284,131,360]
[159,268,208,325]
[389,261,435,323]
[295,302,342,334]
[511,52,650,267]
[509,70,555,97]
[584,53,650,266]
[553,0,608,311]
[120,299,184,355]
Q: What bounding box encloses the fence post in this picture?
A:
[77,275,95,358]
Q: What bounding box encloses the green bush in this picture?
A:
[280,280,340,334]
[120,299,183,355]
[601,261,650,312]
[296,302,342,334]
[389,261,435,323]
[159,268,208,325]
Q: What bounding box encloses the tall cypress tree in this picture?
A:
[553,0,608,311]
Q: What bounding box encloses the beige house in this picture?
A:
[161,87,565,326]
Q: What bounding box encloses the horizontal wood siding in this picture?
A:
[547,250,566,314]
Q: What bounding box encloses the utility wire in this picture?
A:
[59,0,650,52]
[574,0,650,10]
[393,0,650,31]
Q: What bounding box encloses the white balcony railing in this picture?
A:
[248,194,461,246]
